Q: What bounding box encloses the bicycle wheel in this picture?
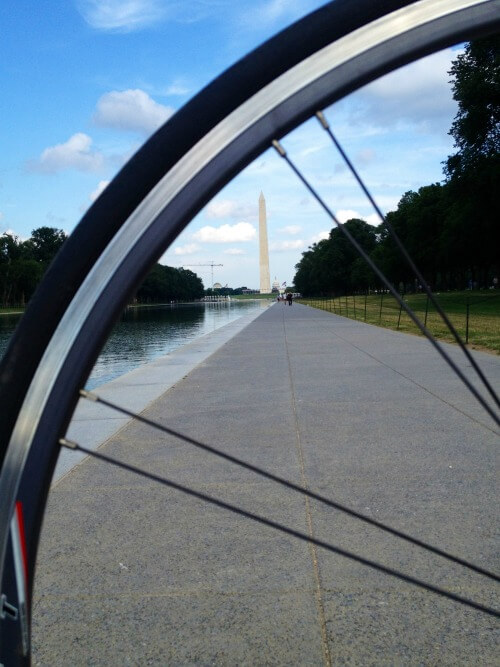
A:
[1,0,498,661]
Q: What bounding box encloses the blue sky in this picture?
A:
[1,0,461,289]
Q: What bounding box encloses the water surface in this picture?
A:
[0,300,267,390]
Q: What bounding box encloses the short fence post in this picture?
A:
[353,294,357,319]
[364,293,367,321]
[345,295,348,317]
[424,295,429,327]
[397,301,403,329]
[465,299,470,344]
[379,292,384,322]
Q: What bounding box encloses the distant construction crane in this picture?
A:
[181,262,223,290]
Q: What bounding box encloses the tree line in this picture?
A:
[0,227,204,307]
[0,227,67,307]
[135,264,204,302]
[294,37,499,296]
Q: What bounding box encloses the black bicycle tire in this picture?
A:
[1,0,499,662]
[3,0,498,468]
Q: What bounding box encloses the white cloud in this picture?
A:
[193,222,256,243]
[328,210,381,226]
[224,248,245,255]
[356,148,375,165]
[93,89,174,135]
[299,142,328,158]
[77,0,235,32]
[269,239,305,252]
[77,0,168,32]
[258,0,292,23]
[310,230,329,243]
[237,0,315,30]
[351,49,459,131]
[365,213,380,226]
[336,209,364,223]
[164,83,191,96]
[90,180,110,202]
[173,243,200,255]
[1,228,28,242]
[28,133,104,173]
[279,224,301,235]
[205,199,254,220]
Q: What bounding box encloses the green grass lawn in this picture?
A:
[299,291,500,353]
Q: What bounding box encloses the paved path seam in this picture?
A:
[282,306,332,667]
[32,302,499,665]
[309,312,499,434]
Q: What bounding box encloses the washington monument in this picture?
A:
[259,192,271,293]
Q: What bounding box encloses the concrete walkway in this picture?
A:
[33,303,499,665]
[55,302,270,481]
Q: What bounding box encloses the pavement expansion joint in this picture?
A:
[33,303,500,664]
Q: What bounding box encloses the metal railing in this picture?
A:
[298,292,500,352]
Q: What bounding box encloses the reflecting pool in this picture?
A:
[0,300,268,390]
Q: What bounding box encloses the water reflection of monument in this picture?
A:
[259,192,271,294]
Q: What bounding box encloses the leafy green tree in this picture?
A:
[294,219,376,295]
[0,233,48,305]
[136,264,204,302]
[446,36,499,173]
[293,39,499,296]
[0,227,68,306]
[376,185,449,288]
[294,242,330,296]
[137,264,168,301]
[0,234,21,306]
[10,260,43,305]
[28,227,67,265]
[444,36,500,284]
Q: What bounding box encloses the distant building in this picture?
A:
[213,282,222,289]
[272,277,280,293]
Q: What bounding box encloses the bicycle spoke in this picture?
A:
[59,437,500,620]
[271,139,500,429]
[2,2,499,659]
[315,110,500,411]
[78,389,500,582]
